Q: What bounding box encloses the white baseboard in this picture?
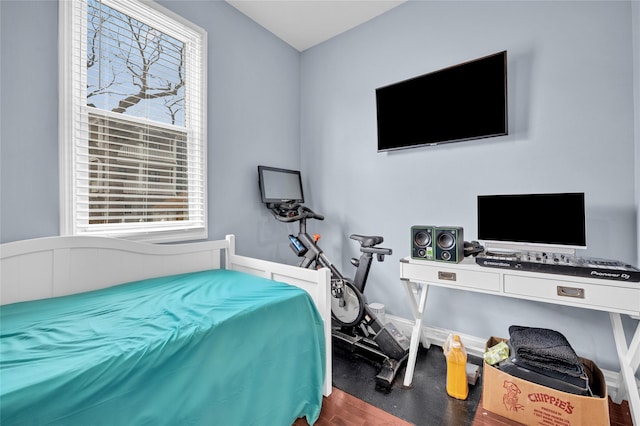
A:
[386,314,487,358]
[386,314,640,401]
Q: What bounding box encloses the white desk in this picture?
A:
[399,256,640,425]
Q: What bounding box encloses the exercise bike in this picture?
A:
[266,201,410,391]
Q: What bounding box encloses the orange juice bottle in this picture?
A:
[445,335,469,400]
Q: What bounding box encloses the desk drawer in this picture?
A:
[504,274,640,314]
[401,261,500,292]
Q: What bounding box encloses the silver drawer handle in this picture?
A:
[557,286,585,298]
[438,271,456,281]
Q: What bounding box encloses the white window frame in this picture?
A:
[59,0,207,243]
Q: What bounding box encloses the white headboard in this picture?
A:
[0,235,227,305]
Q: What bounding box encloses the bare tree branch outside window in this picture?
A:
[86,0,188,225]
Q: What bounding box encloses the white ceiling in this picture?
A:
[225,1,407,51]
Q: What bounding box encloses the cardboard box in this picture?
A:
[482,337,609,426]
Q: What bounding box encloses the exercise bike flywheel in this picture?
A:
[331,278,365,328]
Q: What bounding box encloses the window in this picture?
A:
[59,0,207,242]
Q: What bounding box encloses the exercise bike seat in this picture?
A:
[349,234,384,247]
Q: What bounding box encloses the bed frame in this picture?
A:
[0,234,332,396]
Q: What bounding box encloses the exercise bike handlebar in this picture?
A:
[268,203,324,223]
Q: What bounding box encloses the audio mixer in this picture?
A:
[475,250,640,282]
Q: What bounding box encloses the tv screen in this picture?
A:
[257,165,304,204]
[477,193,586,249]
[376,51,508,151]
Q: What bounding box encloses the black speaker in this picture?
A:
[435,227,464,263]
[411,225,436,260]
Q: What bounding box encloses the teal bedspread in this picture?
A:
[0,269,326,425]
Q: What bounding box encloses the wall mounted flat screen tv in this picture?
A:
[257,165,304,205]
[376,51,508,151]
[477,192,587,251]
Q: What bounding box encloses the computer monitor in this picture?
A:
[257,165,304,205]
[477,192,586,254]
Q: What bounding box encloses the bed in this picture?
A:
[0,234,332,425]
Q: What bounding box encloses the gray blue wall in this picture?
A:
[1,0,60,240]
[1,0,638,375]
[299,1,638,372]
[631,2,640,265]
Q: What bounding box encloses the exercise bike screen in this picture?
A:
[258,165,304,204]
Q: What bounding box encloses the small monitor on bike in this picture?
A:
[258,165,304,205]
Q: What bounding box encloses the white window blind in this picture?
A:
[60,0,207,243]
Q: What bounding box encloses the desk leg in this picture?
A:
[609,313,640,426]
[401,281,429,387]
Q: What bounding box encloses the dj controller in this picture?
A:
[475,250,640,282]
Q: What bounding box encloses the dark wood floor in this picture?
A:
[295,340,634,426]
[293,387,413,426]
[296,389,632,426]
